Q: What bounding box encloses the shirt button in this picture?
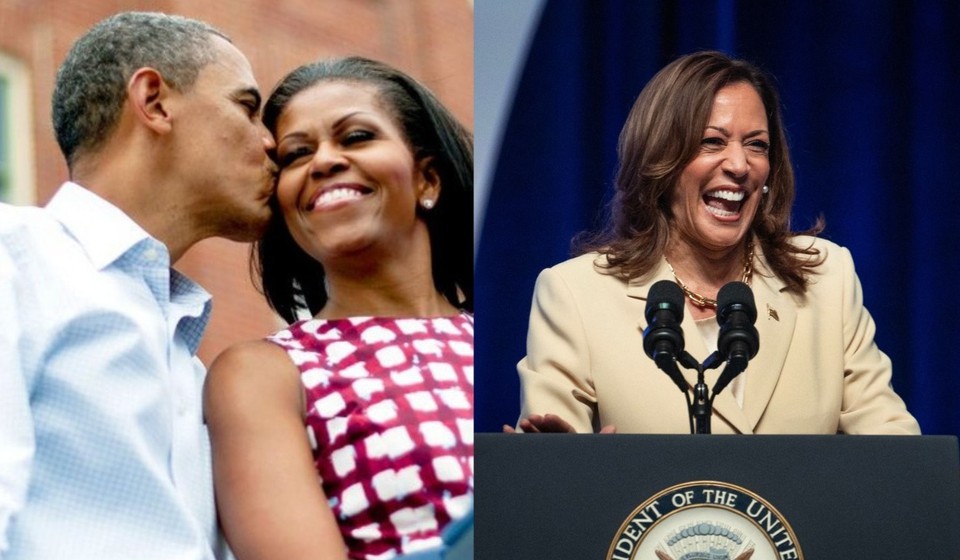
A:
[144,248,158,261]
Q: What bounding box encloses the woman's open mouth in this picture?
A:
[703,189,744,218]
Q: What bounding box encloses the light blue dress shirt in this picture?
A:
[0,183,228,559]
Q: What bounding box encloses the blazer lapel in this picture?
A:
[740,259,796,432]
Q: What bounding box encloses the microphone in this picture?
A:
[712,281,759,395]
[643,280,688,392]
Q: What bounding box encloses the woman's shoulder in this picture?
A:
[544,251,625,281]
[787,235,852,266]
[536,252,650,301]
[782,235,858,293]
[205,339,301,399]
[788,234,842,252]
[212,338,292,367]
[204,340,301,419]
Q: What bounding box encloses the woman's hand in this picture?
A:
[503,413,616,434]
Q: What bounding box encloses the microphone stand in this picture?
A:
[651,281,759,434]
[678,351,723,434]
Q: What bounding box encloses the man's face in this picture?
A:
[172,35,276,242]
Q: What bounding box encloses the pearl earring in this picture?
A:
[421,199,435,209]
[762,185,769,194]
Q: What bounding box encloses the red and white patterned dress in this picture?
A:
[267,313,474,560]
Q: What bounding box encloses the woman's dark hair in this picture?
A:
[577,50,823,294]
[256,56,473,323]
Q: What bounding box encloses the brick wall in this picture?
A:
[0,0,473,364]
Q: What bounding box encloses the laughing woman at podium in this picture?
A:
[513,51,920,435]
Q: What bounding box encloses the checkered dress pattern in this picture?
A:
[268,314,474,560]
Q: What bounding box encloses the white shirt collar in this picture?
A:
[45,182,156,270]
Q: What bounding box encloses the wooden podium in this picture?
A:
[475,434,960,559]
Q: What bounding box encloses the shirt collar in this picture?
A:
[45,182,155,270]
[171,270,213,354]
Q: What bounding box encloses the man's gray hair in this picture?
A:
[52,11,230,168]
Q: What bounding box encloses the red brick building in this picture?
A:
[0,0,473,364]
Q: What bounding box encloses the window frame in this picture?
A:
[0,51,35,205]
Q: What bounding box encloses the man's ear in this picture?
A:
[416,156,442,204]
[127,68,173,135]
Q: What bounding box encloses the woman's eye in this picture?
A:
[748,140,770,153]
[343,129,374,145]
[701,137,725,148]
[278,147,312,168]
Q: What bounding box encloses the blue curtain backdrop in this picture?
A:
[475,0,960,434]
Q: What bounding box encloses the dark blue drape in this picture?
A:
[476,0,960,435]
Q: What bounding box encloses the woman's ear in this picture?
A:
[127,67,173,135]
[416,156,442,208]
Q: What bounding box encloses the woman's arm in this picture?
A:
[204,340,349,560]
[836,247,921,435]
[517,266,602,433]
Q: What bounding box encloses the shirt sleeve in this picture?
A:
[0,244,36,554]
[517,266,599,433]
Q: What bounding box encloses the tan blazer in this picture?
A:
[517,236,921,434]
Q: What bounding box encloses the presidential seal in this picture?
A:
[607,481,803,560]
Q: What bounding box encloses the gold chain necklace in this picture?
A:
[664,240,754,309]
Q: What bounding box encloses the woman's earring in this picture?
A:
[762,185,769,195]
[421,199,435,210]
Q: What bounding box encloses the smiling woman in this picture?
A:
[668,81,768,319]
[257,57,473,325]
[511,51,921,437]
[272,80,437,274]
[202,57,474,560]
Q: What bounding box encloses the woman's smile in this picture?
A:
[306,183,373,211]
